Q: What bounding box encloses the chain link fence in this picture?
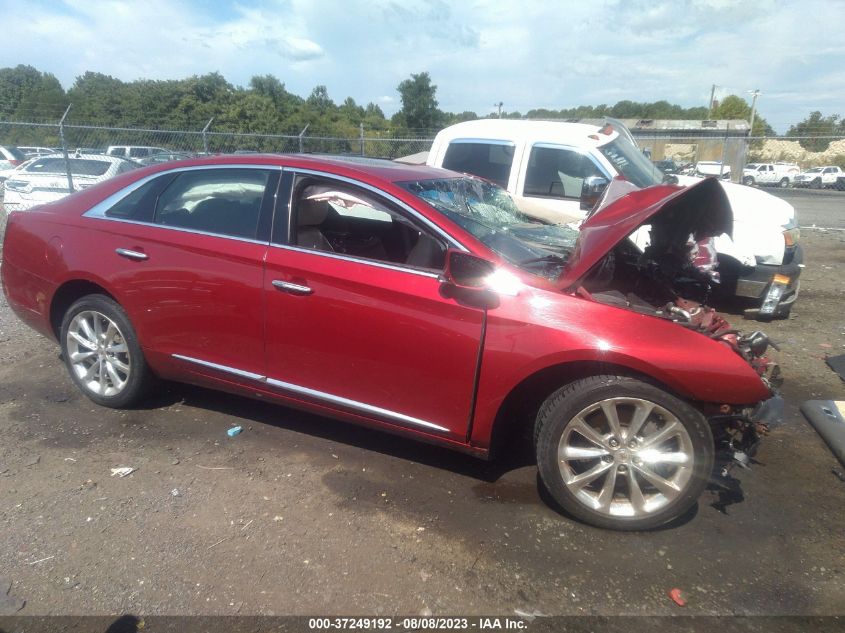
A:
[0,118,434,213]
[4,115,845,214]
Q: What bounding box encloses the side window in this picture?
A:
[289,176,446,271]
[524,146,604,199]
[105,173,177,221]
[153,168,270,239]
[130,148,150,158]
[442,141,515,188]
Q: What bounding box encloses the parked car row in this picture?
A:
[1,153,140,212]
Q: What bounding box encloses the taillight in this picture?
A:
[9,160,21,167]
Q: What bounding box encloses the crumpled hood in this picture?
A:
[557,177,733,289]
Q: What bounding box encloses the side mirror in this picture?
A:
[580,176,609,211]
[443,250,495,289]
[663,174,679,185]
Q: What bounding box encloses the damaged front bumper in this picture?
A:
[736,244,803,319]
[710,393,784,473]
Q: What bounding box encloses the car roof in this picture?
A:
[136,153,462,184]
[431,118,616,148]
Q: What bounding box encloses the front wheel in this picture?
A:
[60,294,153,408]
[535,375,714,530]
[811,177,822,189]
[742,176,755,186]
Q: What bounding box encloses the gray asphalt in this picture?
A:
[768,188,845,229]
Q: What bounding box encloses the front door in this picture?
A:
[263,172,484,441]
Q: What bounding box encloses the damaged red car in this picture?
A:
[1,155,782,530]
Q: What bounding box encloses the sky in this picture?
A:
[1,0,843,133]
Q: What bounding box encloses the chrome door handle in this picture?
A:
[115,248,148,261]
[272,280,313,295]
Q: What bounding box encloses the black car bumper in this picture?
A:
[736,244,803,318]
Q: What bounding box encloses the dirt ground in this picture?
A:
[0,193,844,618]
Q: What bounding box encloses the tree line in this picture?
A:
[0,64,841,151]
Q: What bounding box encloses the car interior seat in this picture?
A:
[297,198,334,251]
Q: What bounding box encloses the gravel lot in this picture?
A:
[0,191,844,618]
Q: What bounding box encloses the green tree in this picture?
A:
[786,111,842,152]
[395,72,442,131]
[712,94,773,137]
[0,65,56,120]
[14,73,67,123]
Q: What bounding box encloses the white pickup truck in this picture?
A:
[426,119,802,318]
[793,165,844,189]
[742,163,800,188]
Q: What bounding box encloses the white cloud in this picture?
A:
[0,0,843,131]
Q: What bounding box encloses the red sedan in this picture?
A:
[1,155,781,530]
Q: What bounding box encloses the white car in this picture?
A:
[106,145,171,160]
[0,145,27,181]
[742,163,800,188]
[427,119,802,318]
[694,161,731,179]
[793,166,843,189]
[2,154,138,213]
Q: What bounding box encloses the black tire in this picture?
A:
[779,177,790,188]
[60,294,153,408]
[811,177,822,190]
[742,176,755,186]
[535,375,714,531]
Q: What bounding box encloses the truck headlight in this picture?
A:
[760,274,791,316]
[783,227,800,247]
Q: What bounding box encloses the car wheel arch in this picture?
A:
[49,279,119,340]
[483,359,696,460]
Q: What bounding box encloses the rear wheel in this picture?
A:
[535,375,714,530]
[60,294,153,408]
[779,177,790,188]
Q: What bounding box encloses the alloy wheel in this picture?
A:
[557,397,694,518]
[66,310,132,397]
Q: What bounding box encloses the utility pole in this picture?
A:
[707,84,717,119]
[748,89,761,135]
[494,101,503,118]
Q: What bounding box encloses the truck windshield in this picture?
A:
[399,177,579,278]
[598,137,664,188]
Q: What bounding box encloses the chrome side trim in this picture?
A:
[284,167,467,252]
[172,354,265,382]
[84,214,270,246]
[263,376,450,433]
[171,353,450,433]
[83,164,283,219]
[268,243,440,279]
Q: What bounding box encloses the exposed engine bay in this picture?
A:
[573,179,783,476]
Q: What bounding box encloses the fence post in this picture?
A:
[201,118,214,154]
[58,104,74,193]
[360,123,365,156]
[298,124,309,153]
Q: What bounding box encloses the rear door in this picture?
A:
[81,165,279,378]
[262,169,484,441]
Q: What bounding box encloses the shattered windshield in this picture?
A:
[598,137,664,188]
[399,177,579,278]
